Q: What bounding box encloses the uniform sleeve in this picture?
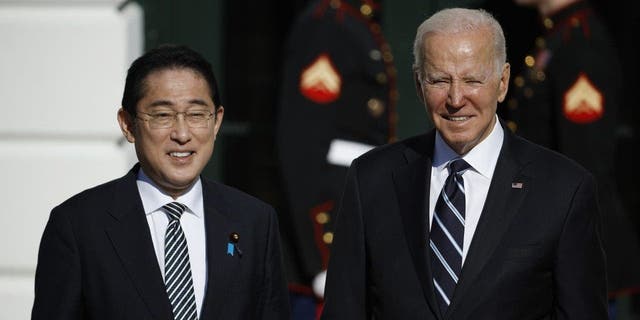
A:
[320,161,368,320]
[32,207,83,320]
[553,173,607,319]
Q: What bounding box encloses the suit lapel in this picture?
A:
[104,167,172,320]
[393,133,442,318]
[447,130,531,316]
[199,179,241,319]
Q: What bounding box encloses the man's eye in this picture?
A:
[153,113,174,119]
[187,112,208,119]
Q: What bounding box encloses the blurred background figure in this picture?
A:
[276,0,397,318]
[501,0,640,317]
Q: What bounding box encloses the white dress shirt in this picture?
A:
[137,170,207,318]
[429,116,503,265]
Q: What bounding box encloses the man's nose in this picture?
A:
[170,114,192,143]
[447,81,465,108]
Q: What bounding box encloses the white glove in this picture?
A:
[312,270,327,298]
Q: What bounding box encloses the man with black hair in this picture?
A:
[32,44,290,320]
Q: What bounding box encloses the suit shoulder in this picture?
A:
[53,174,126,213]
[203,179,276,216]
[513,134,593,179]
[353,134,430,171]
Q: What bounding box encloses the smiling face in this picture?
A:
[417,28,509,155]
[118,68,224,198]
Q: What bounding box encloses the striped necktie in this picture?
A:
[429,159,471,313]
[163,202,199,320]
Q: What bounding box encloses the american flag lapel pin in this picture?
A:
[511,182,523,189]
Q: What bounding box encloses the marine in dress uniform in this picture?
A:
[276,0,397,317]
[505,0,640,299]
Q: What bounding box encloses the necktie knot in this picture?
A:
[162,202,187,222]
[448,158,470,175]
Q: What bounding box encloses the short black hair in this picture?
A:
[121,44,222,114]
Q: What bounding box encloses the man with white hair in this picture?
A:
[321,8,606,319]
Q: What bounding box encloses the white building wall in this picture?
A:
[0,1,143,318]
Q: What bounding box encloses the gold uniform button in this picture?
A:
[535,37,546,49]
[524,55,535,68]
[367,98,385,117]
[360,4,373,17]
[375,72,387,84]
[323,232,334,244]
[316,212,329,224]
[543,18,554,30]
[536,71,546,81]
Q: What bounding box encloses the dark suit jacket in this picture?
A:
[321,125,607,319]
[32,165,290,320]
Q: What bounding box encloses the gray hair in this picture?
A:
[412,8,507,79]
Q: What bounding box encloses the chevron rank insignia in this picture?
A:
[299,53,342,104]
[563,73,604,124]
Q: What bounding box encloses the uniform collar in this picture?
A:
[543,0,591,33]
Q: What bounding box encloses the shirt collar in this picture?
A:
[136,169,204,218]
[433,115,504,178]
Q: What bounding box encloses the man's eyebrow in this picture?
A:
[148,100,174,107]
[146,99,211,108]
[188,99,210,107]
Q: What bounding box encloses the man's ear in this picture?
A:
[117,108,136,143]
[414,72,425,104]
[212,106,224,140]
[497,62,511,103]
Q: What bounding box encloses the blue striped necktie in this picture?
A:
[429,159,471,313]
[163,202,199,320]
